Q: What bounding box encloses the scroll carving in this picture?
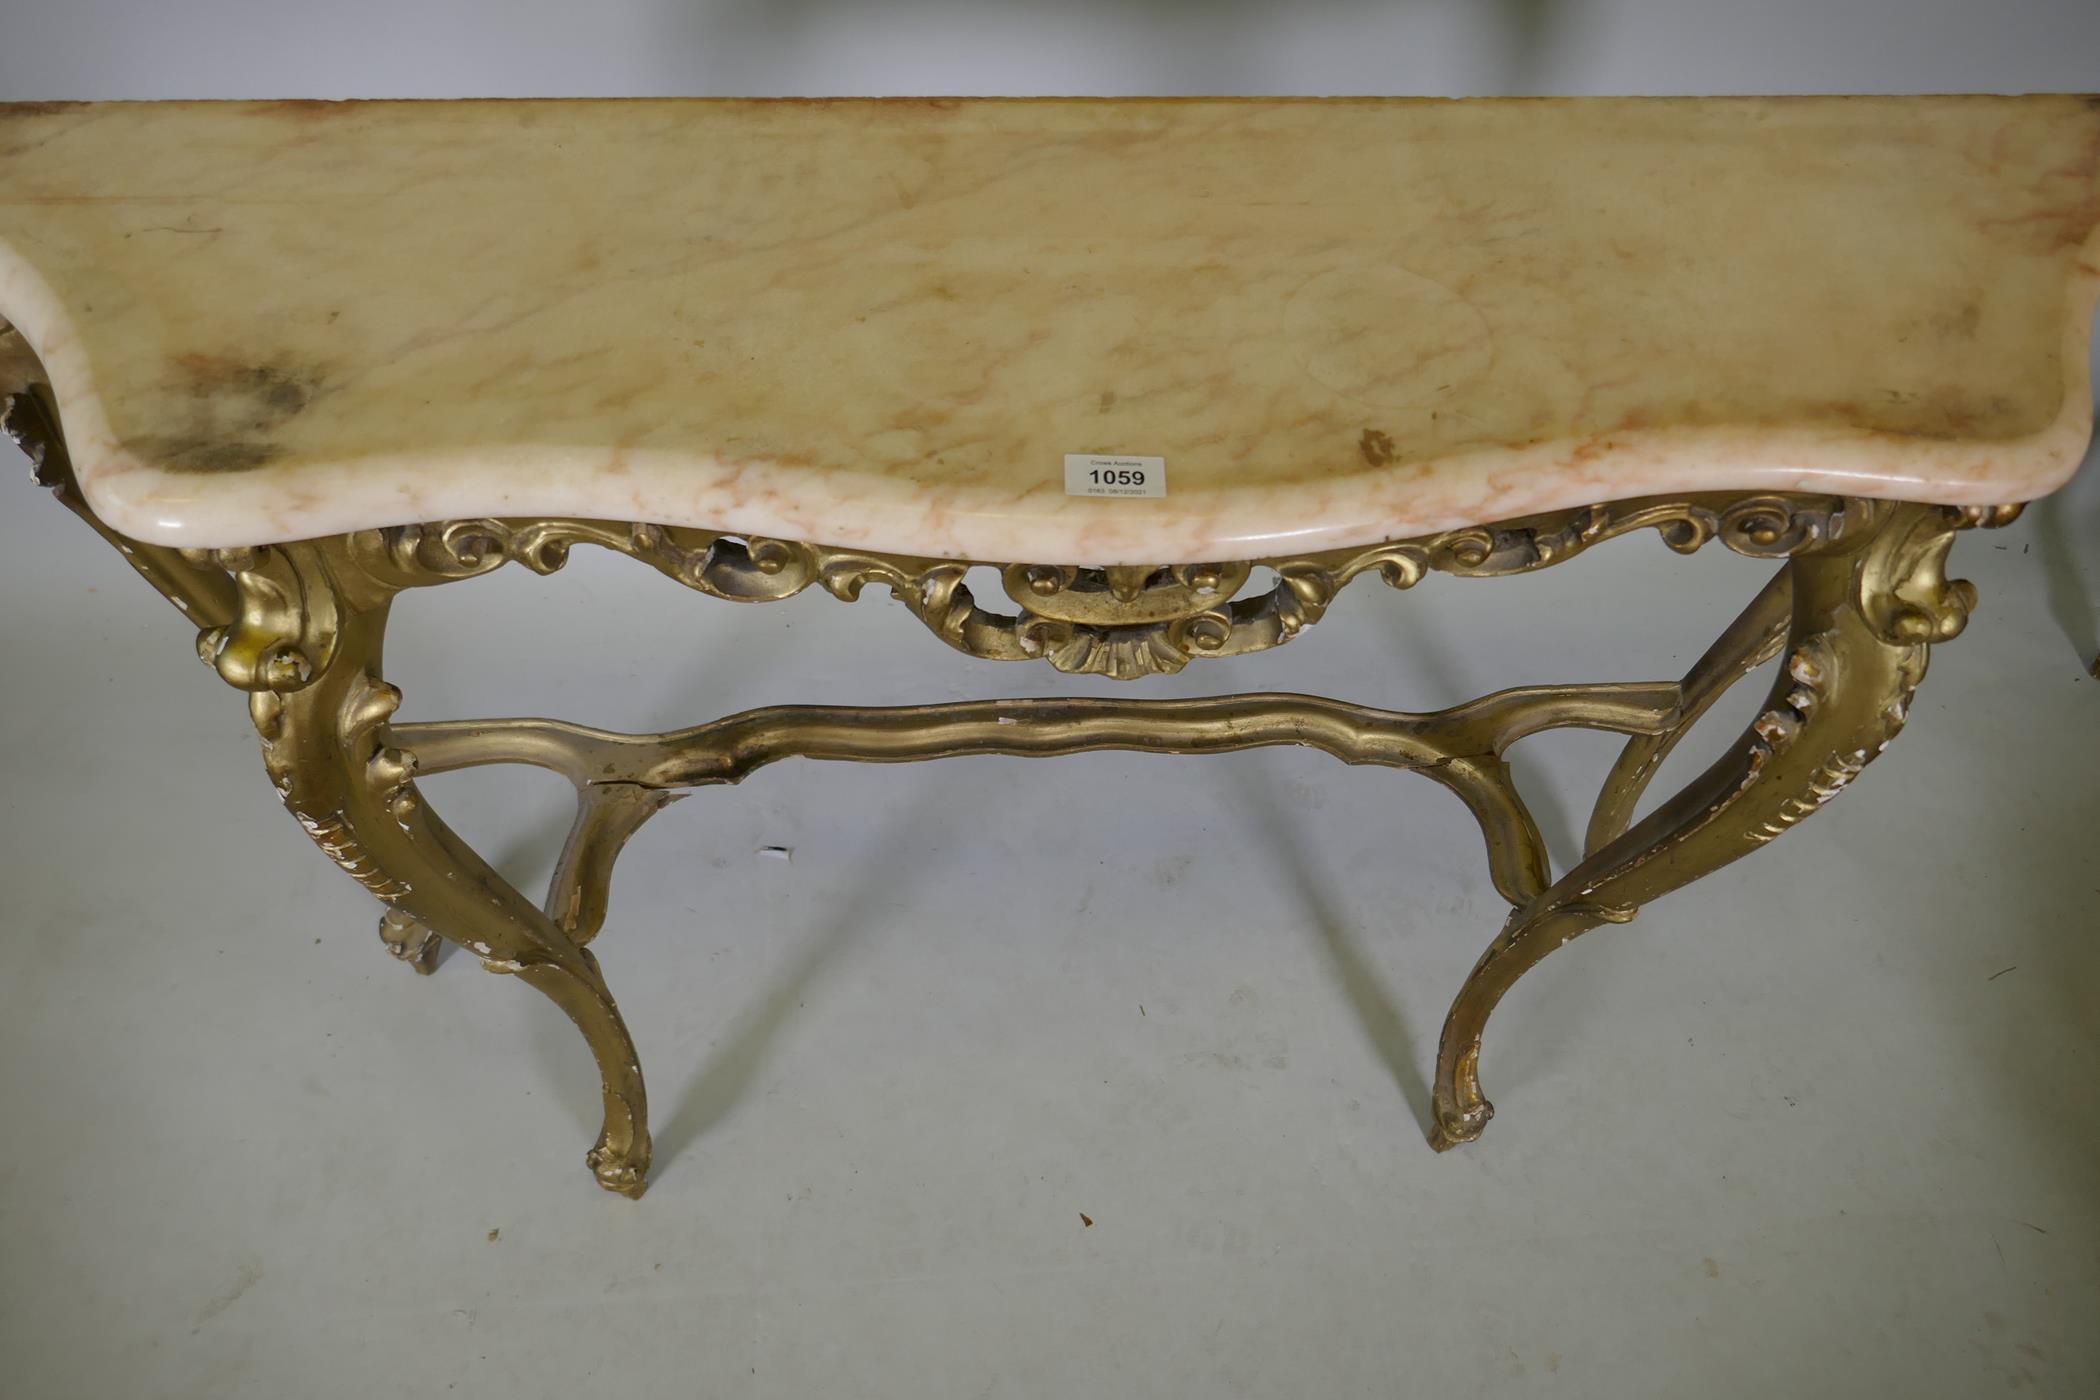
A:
[14,452,2005,695]
[333,492,1872,681]
[197,544,342,691]
[1856,504,1994,645]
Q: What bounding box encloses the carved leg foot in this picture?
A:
[513,953,651,1196]
[377,907,444,973]
[1427,1044,1492,1150]
[1431,505,1974,1148]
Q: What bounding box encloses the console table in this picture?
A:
[4,96,2095,1197]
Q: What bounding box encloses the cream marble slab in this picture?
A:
[1,96,2097,564]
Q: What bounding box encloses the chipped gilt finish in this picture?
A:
[3,97,2097,1197]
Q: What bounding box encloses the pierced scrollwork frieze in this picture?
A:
[324,492,1871,682]
[165,490,1954,694]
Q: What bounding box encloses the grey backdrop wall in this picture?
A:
[3,0,2097,101]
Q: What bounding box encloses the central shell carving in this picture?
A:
[998,561,1253,626]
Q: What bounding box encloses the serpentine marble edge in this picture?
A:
[0,95,2095,563]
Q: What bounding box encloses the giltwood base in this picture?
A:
[7,379,2007,1197]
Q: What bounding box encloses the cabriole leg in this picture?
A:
[237,573,653,1196]
[1431,503,1977,1149]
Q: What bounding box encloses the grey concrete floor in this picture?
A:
[1,448,2095,1398]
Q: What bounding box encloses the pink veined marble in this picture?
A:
[1,96,2096,563]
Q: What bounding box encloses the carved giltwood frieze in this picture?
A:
[322,493,1874,682]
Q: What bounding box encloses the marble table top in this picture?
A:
[2,97,2096,563]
